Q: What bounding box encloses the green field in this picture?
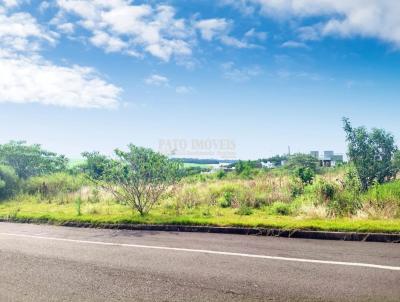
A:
[183,163,213,168]
[1,193,399,233]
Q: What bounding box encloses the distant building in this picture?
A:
[310,151,319,159]
[310,150,344,167]
[261,161,275,169]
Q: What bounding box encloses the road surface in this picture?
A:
[0,222,399,301]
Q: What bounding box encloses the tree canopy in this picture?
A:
[0,165,19,200]
[286,153,319,172]
[343,118,398,190]
[83,145,183,215]
[0,141,68,179]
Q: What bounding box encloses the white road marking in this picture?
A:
[1,232,399,271]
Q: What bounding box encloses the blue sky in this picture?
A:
[0,0,399,159]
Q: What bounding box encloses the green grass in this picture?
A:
[183,163,213,168]
[1,199,399,233]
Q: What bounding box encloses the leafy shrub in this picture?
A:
[235,204,253,215]
[235,161,254,179]
[295,167,315,185]
[210,183,257,208]
[313,179,337,202]
[270,202,291,216]
[0,165,19,200]
[218,191,234,208]
[289,178,304,198]
[326,191,361,217]
[24,172,87,197]
[342,165,362,196]
[216,170,226,179]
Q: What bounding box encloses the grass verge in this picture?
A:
[1,200,400,233]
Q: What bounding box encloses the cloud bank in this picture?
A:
[0,2,121,109]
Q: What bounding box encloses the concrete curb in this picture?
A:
[1,218,399,243]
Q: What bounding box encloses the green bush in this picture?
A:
[327,191,361,217]
[235,161,254,179]
[24,172,87,197]
[313,179,337,202]
[361,181,400,217]
[289,178,304,197]
[235,204,253,215]
[295,167,315,185]
[216,170,226,179]
[270,202,291,216]
[0,165,19,200]
[342,165,362,196]
[212,184,257,208]
[218,191,234,208]
[362,181,400,205]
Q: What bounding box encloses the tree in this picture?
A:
[83,145,183,216]
[286,153,319,173]
[0,165,19,200]
[295,167,315,185]
[81,151,111,180]
[0,141,68,179]
[343,118,398,191]
[393,151,400,176]
[235,160,253,178]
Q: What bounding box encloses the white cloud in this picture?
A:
[38,1,51,13]
[56,22,74,34]
[276,69,321,81]
[175,85,194,94]
[226,0,400,48]
[0,6,121,109]
[219,0,255,15]
[244,28,267,41]
[90,30,127,53]
[55,1,193,61]
[220,36,252,48]
[195,18,229,41]
[221,62,262,82]
[144,74,169,87]
[195,18,256,49]
[0,54,121,108]
[281,40,309,49]
[0,10,57,52]
[1,0,22,8]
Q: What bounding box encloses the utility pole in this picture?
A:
[288,146,291,156]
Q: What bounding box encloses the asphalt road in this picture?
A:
[0,222,399,302]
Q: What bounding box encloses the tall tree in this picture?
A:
[0,141,68,179]
[343,118,398,190]
[0,165,19,200]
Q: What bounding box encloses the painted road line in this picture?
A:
[1,232,400,271]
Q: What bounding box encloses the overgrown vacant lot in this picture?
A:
[1,168,400,233]
[1,135,400,234]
